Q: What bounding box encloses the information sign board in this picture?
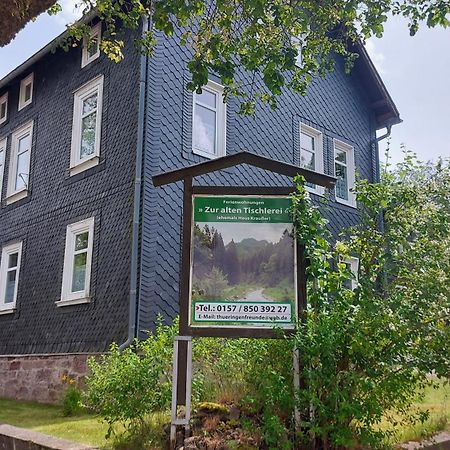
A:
[189,195,297,329]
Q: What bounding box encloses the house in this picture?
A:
[0,17,400,403]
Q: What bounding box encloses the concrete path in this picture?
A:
[0,424,97,450]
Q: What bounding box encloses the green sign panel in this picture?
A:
[190,195,297,329]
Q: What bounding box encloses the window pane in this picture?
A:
[80,112,96,158]
[194,104,216,155]
[301,132,315,152]
[82,94,98,115]
[88,36,99,58]
[0,102,6,119]
[75,232,89,251]
[335,163,348,200]
[5,270,16,303]
[15,150,30,191]
[335,149,347,164]
[300,149,315,171]
[72,252,87,292]
[0,149,4,166]
[197,90,216,109]
[8,253,18,269]
[25,83,32,102]
[18,134,31,154]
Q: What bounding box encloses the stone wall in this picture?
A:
[0,353,96,404]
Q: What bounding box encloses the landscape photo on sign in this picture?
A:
[190,195,297,328]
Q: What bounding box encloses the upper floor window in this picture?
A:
[59,217,94,306]
[0,93,8,124]
[18,73,34,110]
[70,75,104,175]
[7,121,33,204]
[192,80,226,159]
[343,256,359,290]
[334,139,356,207]
[0,137,6,199]
[81,23,101,68]
[0,241,23,314]
[300,123,324,195]
[292,35,304,67]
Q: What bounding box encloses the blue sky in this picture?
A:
[0,3,448,163]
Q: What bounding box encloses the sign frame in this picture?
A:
[179,183,307,339]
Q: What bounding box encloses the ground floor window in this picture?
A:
[0,241,22,312]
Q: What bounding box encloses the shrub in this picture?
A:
[85,318,177,438]
[62,385,83,417]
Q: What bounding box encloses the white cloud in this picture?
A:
[54,0,84,25]
[365,39,387,75]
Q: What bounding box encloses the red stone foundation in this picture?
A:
[0,353,97,404]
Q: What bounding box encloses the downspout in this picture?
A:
[119,16,149,350]
[373,124,392,297]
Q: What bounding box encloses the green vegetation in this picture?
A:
[0,398,108,448]
[381,380,450,444]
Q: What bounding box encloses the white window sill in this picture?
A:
[306,187,325,197]
[70,156,99,176]
[193,148,224,160]
[56,297,91,307]
[6,189,28,205]
[18,100,32,111]
[0,306,16,315]
[335,197,357,209]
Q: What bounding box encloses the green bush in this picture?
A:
[85,318,177,438]
[62,385,83,417]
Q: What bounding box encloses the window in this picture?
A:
[70,76,104,175]
[18,73,33,110]
[81,23,101,68]
[7,121,33,204]
[0,93,8,124]
[192,80,226,159]
[334,139,356,207]
[0,137,6,199]
[59,217,94,305]
[343,256,359,290]
[0,241,22,313]
[300,123,324,195]
[292,35,304,67]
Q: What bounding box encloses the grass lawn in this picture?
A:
[0,398,109,448]
[382,379,450,445]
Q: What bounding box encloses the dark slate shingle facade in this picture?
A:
[137,31,381,334]
[0,24,392,355]
[0,27,141,355]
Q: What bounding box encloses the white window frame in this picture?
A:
[192,80,227,159]
[334,139,356,207]
[300,123,324,196]
[292,35,305,67]
[70,75,104,175]
[0,241,23,314]
[6,121,33,204]
[343,256,359,290]
[18,73,34,110]
[58,217,95,306]
[0,137,6,199]
[81,23,102,68]
[0,93,8,125]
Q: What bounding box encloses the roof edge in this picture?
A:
[0,10,96,91]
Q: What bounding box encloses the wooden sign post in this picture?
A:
[152,151,336,448]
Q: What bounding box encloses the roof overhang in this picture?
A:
[0,10,96,91]
[352,40,402,130]
[153,151,337,188]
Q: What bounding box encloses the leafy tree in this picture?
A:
[291,153,450,448]
[224,239,241,285]
[2,0,449,112]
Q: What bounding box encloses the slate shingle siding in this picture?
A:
[138,32,379,334]
[0,28,141,354]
